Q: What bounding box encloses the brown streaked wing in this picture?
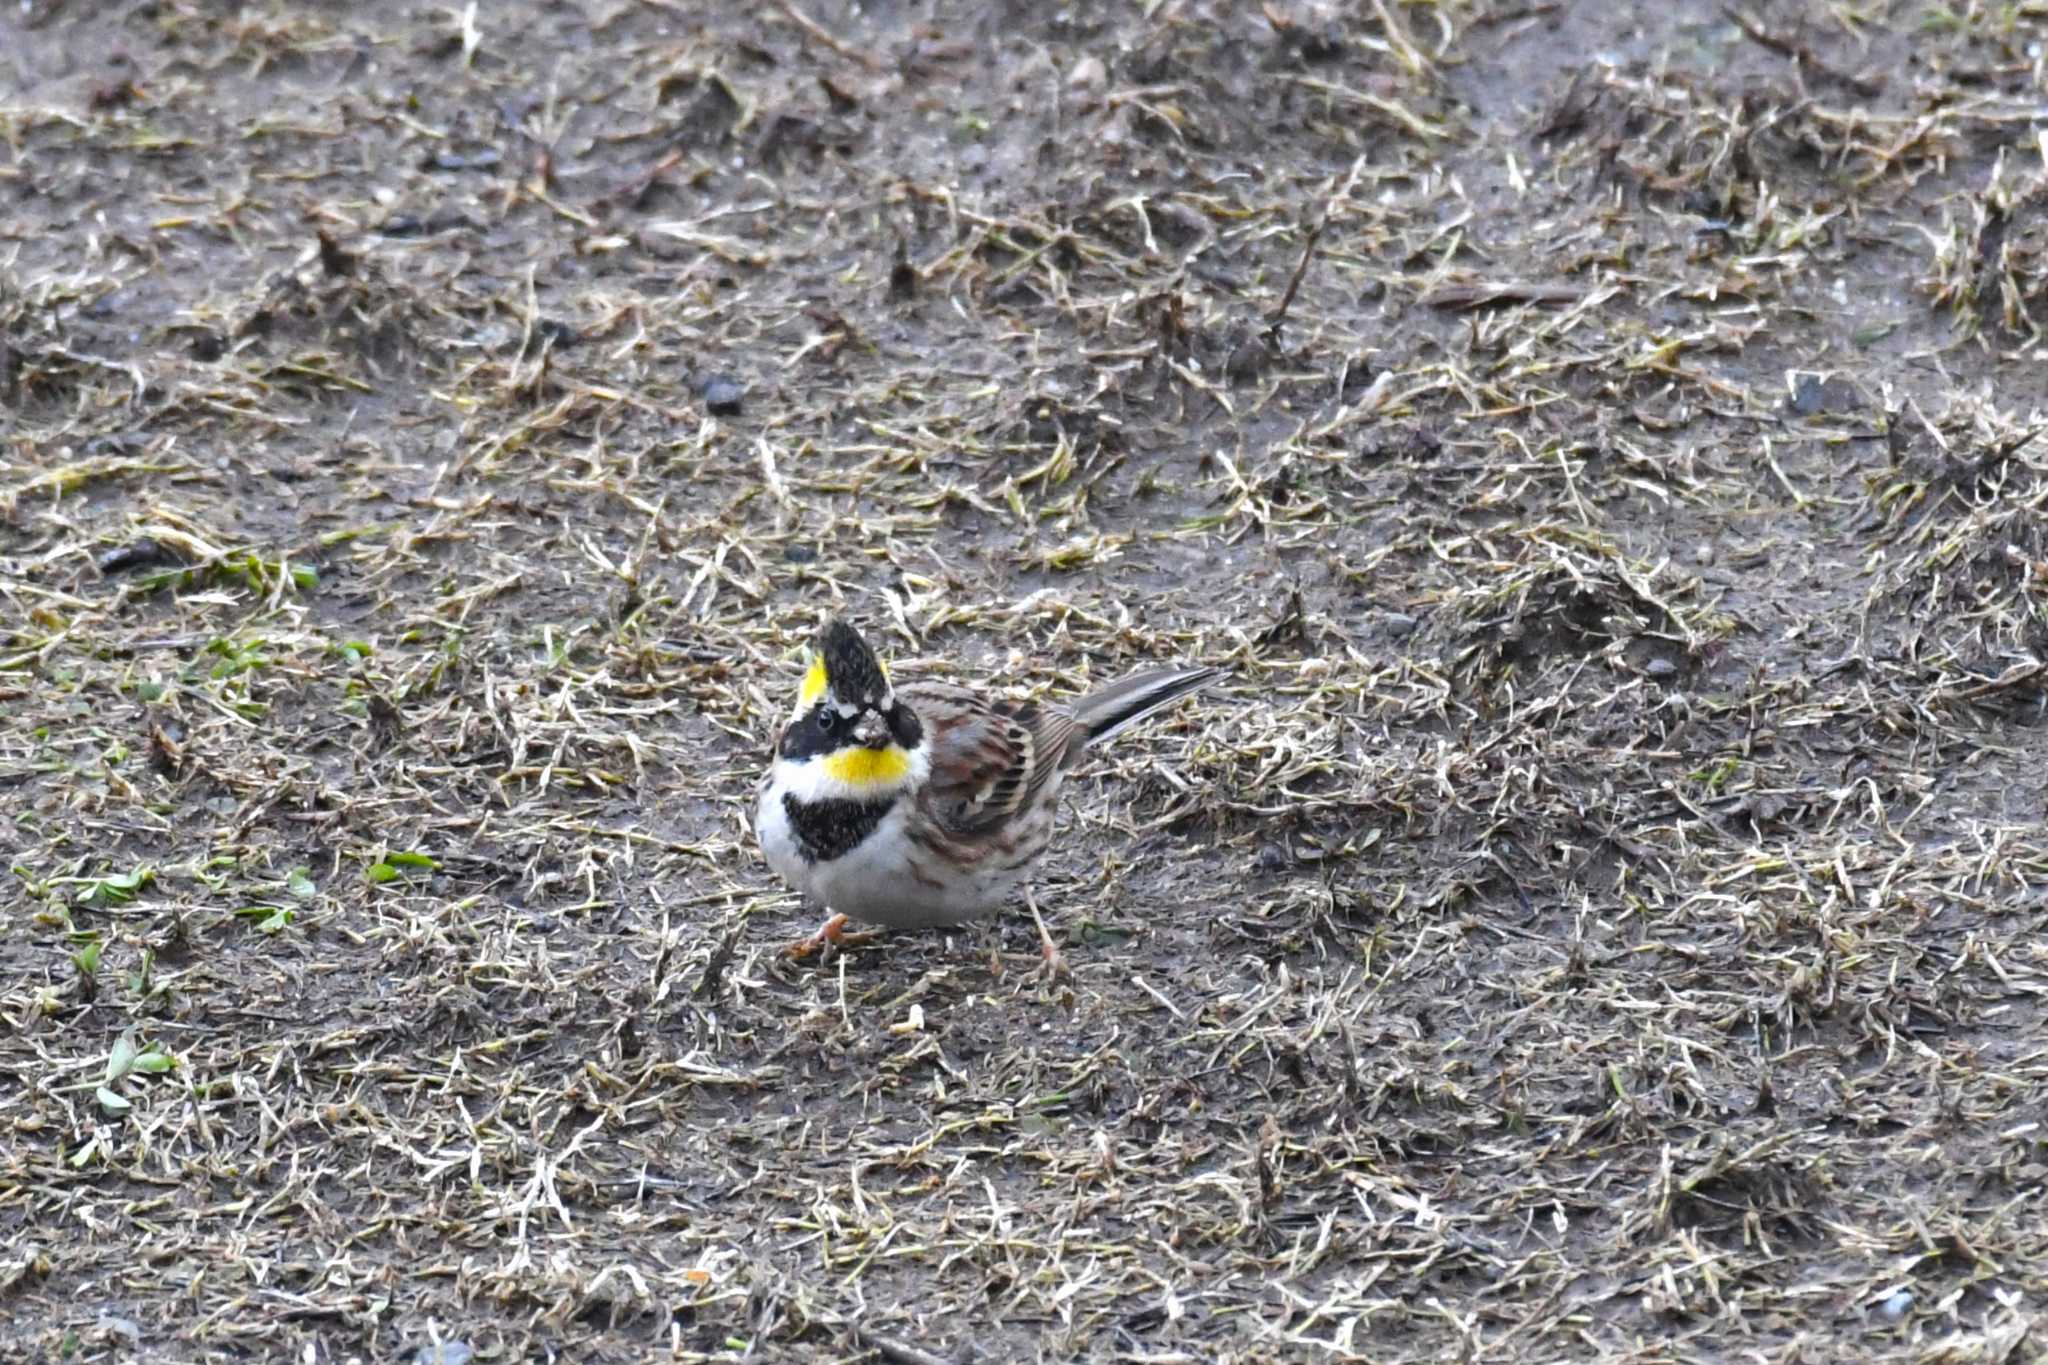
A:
[900,680,1078,837]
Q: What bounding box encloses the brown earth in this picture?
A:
[4,1,2048,1361]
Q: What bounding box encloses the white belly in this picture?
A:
[754,784,809,891]
[755,787,1018,929]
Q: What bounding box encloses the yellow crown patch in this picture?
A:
[798,656,828,708]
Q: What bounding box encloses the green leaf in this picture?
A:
[234,905,294,933]
[137,567,189,593]
[132,1049,175,1074]
[95,1086,131,1115]
[286,867,317,899]
[73,866,154,908]
[368,851,436,884]
[289,562,318,590]
[106,1033,139,1083]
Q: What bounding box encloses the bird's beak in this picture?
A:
[852,712,890,749]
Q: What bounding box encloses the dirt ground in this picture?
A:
[4,1,2048,1361]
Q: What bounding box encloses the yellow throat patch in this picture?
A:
[821,745,912,789]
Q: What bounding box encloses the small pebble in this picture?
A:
[702,375,745,416]
[423,148,500,173]
[532,318,577,351]
[1224,336,1271,382]
[97,539,175,575]
[1066,54,1107,91]
[1879,1289,1913,1321]
[1644,657,1678,680]
[888,252,918,302]
[94,1315,142,1344]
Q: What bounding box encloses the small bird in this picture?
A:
[755,619,1219,968]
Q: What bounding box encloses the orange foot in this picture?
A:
[784,912,882,960]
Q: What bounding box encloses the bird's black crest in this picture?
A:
[819,619,890,706]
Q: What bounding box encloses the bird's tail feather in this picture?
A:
[1069,666,1221,754]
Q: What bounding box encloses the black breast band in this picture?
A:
[784,793,896,863]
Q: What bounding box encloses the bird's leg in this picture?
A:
[1026,888,1067,978]
[784,911,880,960]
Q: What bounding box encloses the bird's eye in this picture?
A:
[816,709,837,733]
